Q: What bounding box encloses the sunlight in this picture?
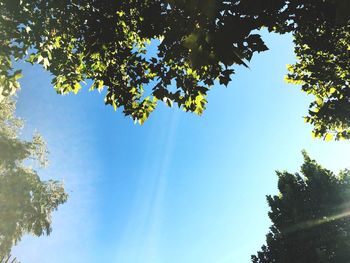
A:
[284,205,350,234]
[113,109,179,262]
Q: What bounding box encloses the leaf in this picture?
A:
[72,82,81,94]
[97,80,104,92]
[43,58,50,69]
[37,55,43,64]
[324,133,334,141]
[13,70,22,81]
[163,97,173,107]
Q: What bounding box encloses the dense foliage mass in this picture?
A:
[252,152,350,263]
[284,4,350,140]
[0,98,67,258]
[0,0,349,137]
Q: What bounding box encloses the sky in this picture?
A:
[11,31,350,263]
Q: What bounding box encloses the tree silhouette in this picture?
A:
[252,151,350,263]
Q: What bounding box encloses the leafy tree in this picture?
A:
[252,152,350,263]
[0,97,68,258]
[283,3,350,140]
[0,0,349,136]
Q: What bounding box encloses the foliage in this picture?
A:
[0,0,349,135]
[0,98,67,258]
[1,254,20,263]
[252,151,350,263]
[286,22,350,140]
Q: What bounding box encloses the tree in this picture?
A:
[0,97,68,258]
[0,1,349,136]
[283,4,350,140]
[252,152,350,263]
[0,254,20,263]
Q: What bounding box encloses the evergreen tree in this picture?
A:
[252,152,350,263]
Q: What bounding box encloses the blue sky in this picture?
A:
[12,32,350,263]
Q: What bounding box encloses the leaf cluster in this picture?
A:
[0,0,283,124]
[286,22,350,140]
[0,0,349,136]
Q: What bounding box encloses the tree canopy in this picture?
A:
[0,0,349,138]
[252,152,350,263]
[0,98,67,258]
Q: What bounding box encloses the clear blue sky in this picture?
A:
[12,32,350,263]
